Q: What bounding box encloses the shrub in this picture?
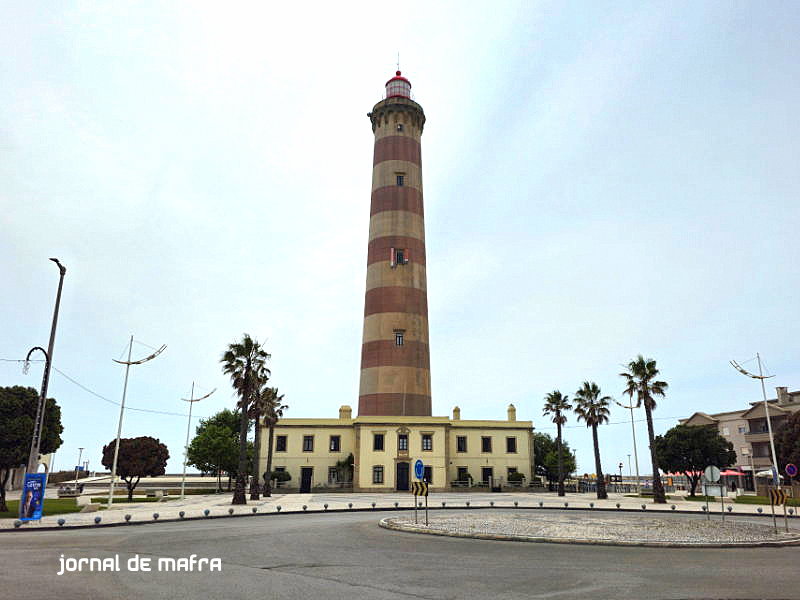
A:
[271,470,291,483]
[507,472,525,483]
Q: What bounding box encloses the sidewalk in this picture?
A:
[2,490,791,530]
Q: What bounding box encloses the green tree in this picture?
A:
[221,334,270,505]
[543,390,572,496]
[0,386,63,512]
[771,413,800,484]
[532,432,577,484]
[574,381,612,500]
[187,409,251,492]
[620,355,669,503]
[260,387,287,497]
[335,452,354,485]
[654,424,736,496]
[101,436,169,500]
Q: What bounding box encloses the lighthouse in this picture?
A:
[358,71,431,417]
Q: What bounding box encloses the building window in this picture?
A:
[274,466,285,473]
[302,435,314,452]
[398,434,408,451]
[423,465,433,484]
[373,433,385,451]
[722,427,730,436]
[506,437,517,453]
[456,436,467,453]
[329,435,341,452]
[328,467,338,484]
[396,174,405,186]
[422,434,433,451]
[394,330,405,346]
[397,123,404,132]
[373,466,384,484]
[481,467,494,485]
[507,467,518,477]
[481,436,492,453]
[276,435,287,452]
[738,426,747,434]
[457,466,469,482]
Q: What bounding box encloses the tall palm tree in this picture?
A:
[261,387,287,497]
[221,334,270,505]
[620,355,668,504]
[247,368,272,500]
[543,390,571,496]
[574,381,611,500]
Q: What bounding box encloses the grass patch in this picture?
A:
[624,494,673,500]
[1,498,81,519]
[683,495,718,502]
[734,495,800,507]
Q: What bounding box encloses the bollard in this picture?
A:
[252,507,258,513]
[303,505,308,511]
[125,514,132,522]
[616,503,621,509]
[790,508,795,516]
[490,501,494,507]
[204,509,210,517]
[94,516,102,524]
[727,506,733,513]
[466,501,470,507]
[757,507,763,514]
[442,502,446,507]
[589,502,594,509]
[323,504,328,511]
[564,502,569,508]
[58,518,66,527]
[671,505,676,511]
[514,501,518,507]
[702,506,707,512]
[371,502,376,509]
[153,513,159,520]
[179,511,185,519]
[228,508,234,515]
[394,502,399,508]
[641,504,646,511]
[538,501,543,508]
[276,506,282,512]
[13,520,22,528]
[348,503,353,510]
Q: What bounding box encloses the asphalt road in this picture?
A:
[2,509,797,600]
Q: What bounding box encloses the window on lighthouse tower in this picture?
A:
[394,330,405,346]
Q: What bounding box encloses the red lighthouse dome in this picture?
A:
[385,70,412,99]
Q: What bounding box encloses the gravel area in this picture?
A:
[384,512,800,546]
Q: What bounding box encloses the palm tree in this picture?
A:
[260,387,287,497]
[574,381,611,500]
[543,390,571,496]
[620,355,669,504]
[221,334,270,505]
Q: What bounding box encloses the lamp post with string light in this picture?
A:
[180,383,216,499]
[615,399,641,494]
[106,337,166,507]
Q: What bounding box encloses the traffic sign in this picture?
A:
[786,463,798,478]
[769,488,787,506]
[704,466,721,483]
[414,459,424,480]
[411,481,429,497]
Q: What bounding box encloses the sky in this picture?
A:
[1,1,798,477]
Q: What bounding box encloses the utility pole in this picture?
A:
[107,337,166,507]
[180,383,215,499]
[616,400,641,494]
[25,258,67,474]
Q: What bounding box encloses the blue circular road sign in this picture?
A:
[786,463,798,478]
[414,459,424,480]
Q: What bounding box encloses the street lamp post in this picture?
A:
[25,258,67,475]
[107,337,166,507]
[615,400,641,494]
[180,383,216,500]
[73,448,84,485]
[618,462,623,492]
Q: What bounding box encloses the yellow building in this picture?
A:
[262,405,534,493]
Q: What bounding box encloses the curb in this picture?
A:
[2,503,795,534]
[378,517,800,548]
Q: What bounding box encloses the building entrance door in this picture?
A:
[396,462,409,491]
[300,467,313,493]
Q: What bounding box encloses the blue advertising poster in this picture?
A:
[19,473,47,521]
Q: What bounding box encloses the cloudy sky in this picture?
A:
[2,2,798,477]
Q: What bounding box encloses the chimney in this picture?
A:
[507,404,516,421]
[339,405,352,420]
[452,406,461,420]
[776,387,789,405]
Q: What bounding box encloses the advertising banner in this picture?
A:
[19,473,47,521]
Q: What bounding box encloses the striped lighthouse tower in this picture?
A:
[358,71,430,417]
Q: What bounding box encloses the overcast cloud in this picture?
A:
[1,1,798,476]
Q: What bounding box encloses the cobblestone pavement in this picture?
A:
[383,511,800,546]
[2,489,796,530]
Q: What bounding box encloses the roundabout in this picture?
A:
[380,510,800,548]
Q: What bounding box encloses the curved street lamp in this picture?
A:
[614,399,641,494]
[180,383,216,499]
[107,337,166,507]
